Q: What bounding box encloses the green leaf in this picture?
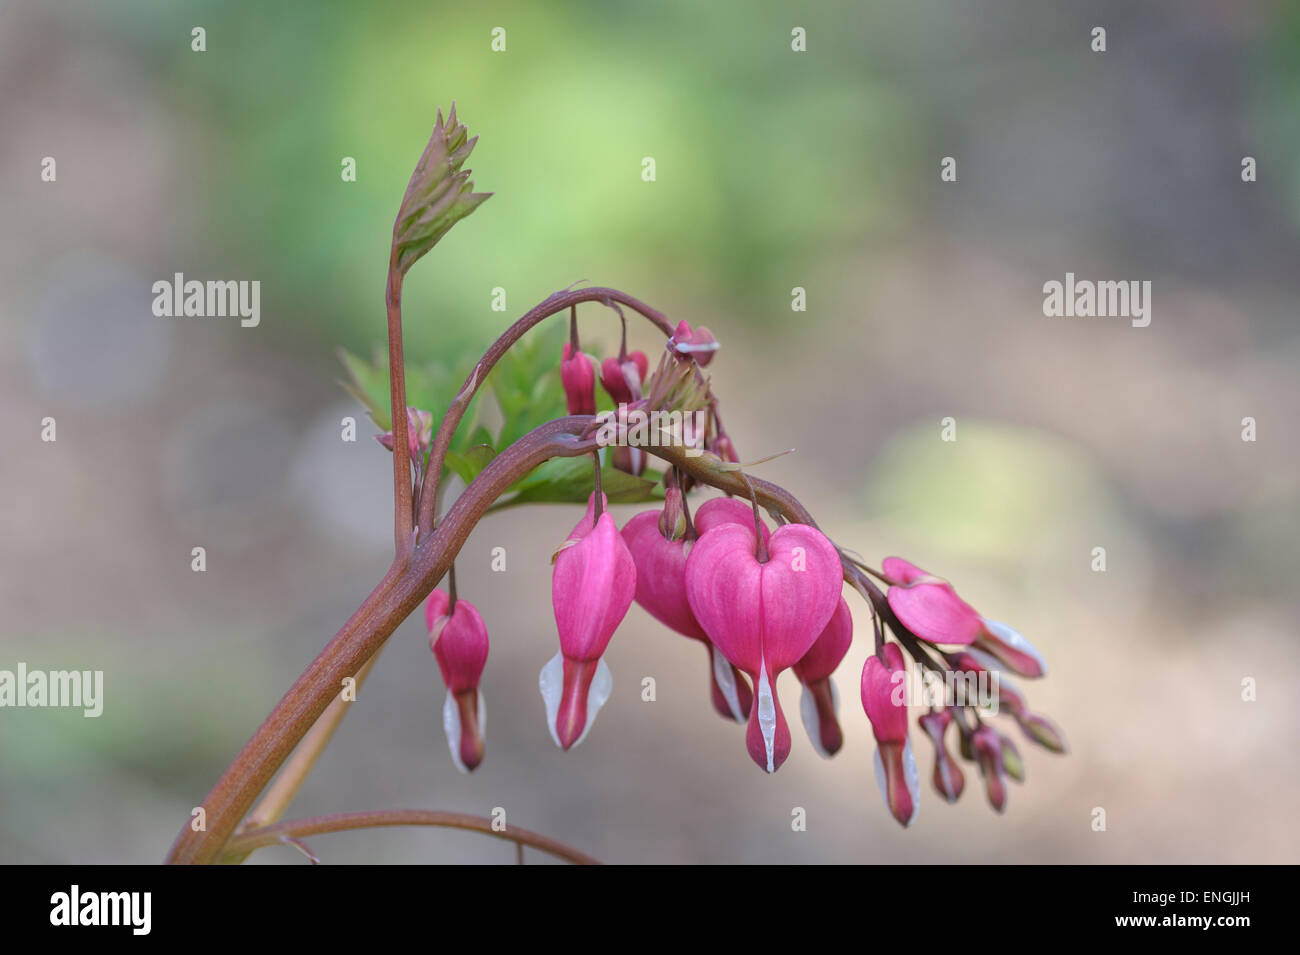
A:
[444,444,497,485]
[337,346,394,431]
[393,105,492,276]
[505,458,663,506]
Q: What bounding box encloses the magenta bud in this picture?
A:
[793,598,853,758]
[668,320,720,366]
[919,708,966,804]
[599,351,649,405]
[425,589,490,773]
[972,725,1008,812]
[611,443,646,476]
[882,557,982,646]
[561,343,598,415]
[542,494,636,749]
[862,644,919,826]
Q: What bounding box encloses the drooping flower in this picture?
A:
[861,643,920,827]
[882,557,1048,677]
[561,342,598,415]
[425,588,490,773]
[685,518,842,773]
[542,492,636,750]
[621,490,753,722]
[971,724,1009,812]
[918,708,965,803]
[792,597,853,757]
[667,320,720,366]
[600,351,649,406]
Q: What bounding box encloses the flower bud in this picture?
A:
[792,597,853,757]
[861,643,920,827]
[881,557,982,646]
[971,724,1008,812]
[561,343,598,415]
[668,320,720,366]
[600,351,649,405]
[543,493,636,749]
[918,708,965,803]
[425,589,489,773]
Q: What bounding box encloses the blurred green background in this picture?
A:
[1,0,1297,863]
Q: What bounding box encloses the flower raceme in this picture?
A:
[385,316,1064,831]
[685,514,843,773]
[425,589,489,773]
[542,492,636,750]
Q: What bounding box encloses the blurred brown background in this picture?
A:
[1,0,1297,863]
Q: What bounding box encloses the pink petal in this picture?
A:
[552,511,637,662]
[861,643,909,743]
[693,497,771,544]
[621,510,707,641]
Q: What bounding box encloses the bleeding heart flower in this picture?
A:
[861,642,920,827]
[685,518,842,773]
[881,557,983,646]
[542,493,636,750]
[425,589,489,773]
[792,597,853,757]
[561,343,598,415]
[918,708,965,803]
[668,320,720,366]
[600,351,649,405]
[621,496,753,722]
[882,559,1049,679]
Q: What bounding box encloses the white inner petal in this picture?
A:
[538,652,565,748]
[756,662,776,773]
[902,736,921,825]
[798,678,840,759]
[712,648,746,722]
[872,736,921,826]
[442,689,487,775]
[537,651,613,749]
[578,658,613,748]
[442,690,466,774]
[980,618,1048,675]
[872,747,888,811]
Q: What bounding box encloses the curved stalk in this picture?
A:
[218,809,600,865]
